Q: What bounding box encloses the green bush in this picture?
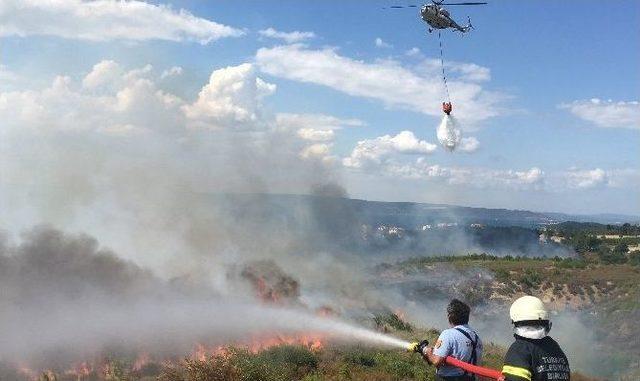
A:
[159,346,318,381]
[159,356,238,381]
[556,258,587,269]
[343,349,376,367]
[232,354,291,381]
[373,312,413,332]
[232,345,318,381]
[519,268,542,288]
[257,345,318,370]
[494,268,510,282]
[372,351,430,380]
[597,247,627,264]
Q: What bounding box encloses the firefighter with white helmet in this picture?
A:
[502,295,570,381]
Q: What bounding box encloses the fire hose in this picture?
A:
[408,340,505,381]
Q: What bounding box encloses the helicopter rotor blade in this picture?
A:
[440,2,488,5]
[383,5,419,9]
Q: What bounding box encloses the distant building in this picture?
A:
[597,234,640,239]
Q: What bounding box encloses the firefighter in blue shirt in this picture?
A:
[502,295,570,381]
[423,299,483,381]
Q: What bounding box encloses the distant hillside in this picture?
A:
[197,193,640,258]
[209,193,640,228]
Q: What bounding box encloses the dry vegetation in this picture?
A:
[2,319,602,381]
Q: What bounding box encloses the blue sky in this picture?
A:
[1,0,639,216]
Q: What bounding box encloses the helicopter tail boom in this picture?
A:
[456,16,474,32]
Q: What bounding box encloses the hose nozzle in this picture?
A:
[407,339,429,353]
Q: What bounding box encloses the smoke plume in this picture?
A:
[0,226,410,369]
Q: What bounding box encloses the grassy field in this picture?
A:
[9,318,600,381]
[8,254,637,381]
[395,254,640,308]
[156,328,599,381]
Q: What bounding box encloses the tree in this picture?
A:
[621,223,632,235]
[597,246,626,264]
[614,242,629,255]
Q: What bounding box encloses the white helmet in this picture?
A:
[510,295,548,323]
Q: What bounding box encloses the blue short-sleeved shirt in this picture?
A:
[433,324,483,377]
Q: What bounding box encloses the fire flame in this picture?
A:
[12,333,326,381]
[191,333,324,361]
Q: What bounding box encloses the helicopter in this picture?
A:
[386,1,487,33]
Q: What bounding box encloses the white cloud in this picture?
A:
[300,143,332,159]
[83,60,124,88]
[405,47,421,57]
[276,113,365,131]
[258,27,315,43]
[458,137,480,153]
[510,167,545,185]
[565,168,608,189]
[0,60,341,168]
[448,63,491,82]
[379,160,545,190]
[441,165,544,188]
[297,128,335,142]
[182,63,276,130]
[0,64,184,135]
[344,143,544,189]
[350,159,636,193]
[0,0,244,44]
[276,112,364,143]
[560,99,640,130]
[342,131,436,169]
[412,59,490,83]
[161,66,183,79]
[375,37,392,48]
[256,44,502,123]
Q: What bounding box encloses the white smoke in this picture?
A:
[437,114,461,151]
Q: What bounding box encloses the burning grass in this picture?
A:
[4,327,603,381]
[160,344,431,381]
[239,260,301,305]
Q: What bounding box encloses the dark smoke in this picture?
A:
[0,226,160,305]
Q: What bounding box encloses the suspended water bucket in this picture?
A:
[442,102,452,115]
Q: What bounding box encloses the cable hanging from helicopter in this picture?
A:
[384,1,487,115]
[437,30,452,114]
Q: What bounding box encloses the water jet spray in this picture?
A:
[297,312,504,380]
